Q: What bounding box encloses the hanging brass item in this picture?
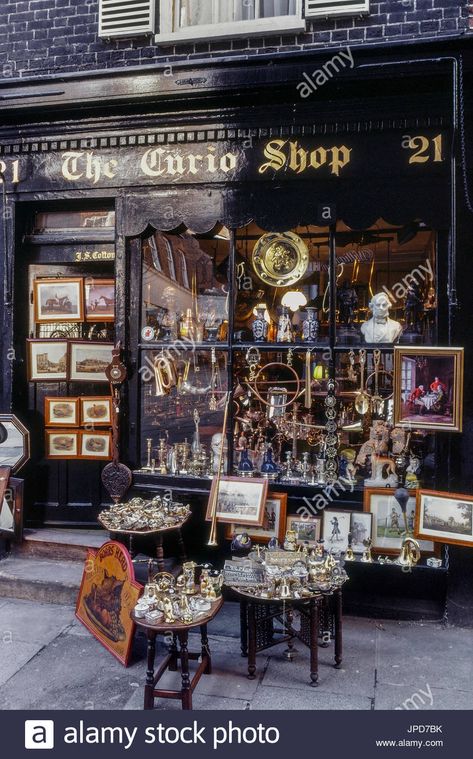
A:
[153,353,177,397]
[252,232,309,287]
[354,349,370,416]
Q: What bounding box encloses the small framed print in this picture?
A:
[80,397,113,427]
[46,430,79,459]
[286,515,321,547]
[0,478,24,542]
[206,476,267,527]
[393,346,464,432]
[27,340,68,382]
[45,397,79,427]
[416,490,473,548]
[34,278,84,323]
[69,342,114,383]
[80,431,112,460]
[84,279,115,322]
[349,512,373,554]
[225,492,287,544]
[322,510,351,552]
[364,488,436,556]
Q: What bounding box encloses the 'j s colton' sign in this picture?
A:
[0,132,448,191]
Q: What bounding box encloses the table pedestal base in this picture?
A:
[144,624,212,711]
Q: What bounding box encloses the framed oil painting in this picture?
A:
[205,476,267,527]
[85,279,115,322]
[69,342,114,383]
[45,429,79,460]
[393,347,464,432]
[286,515,321,547]
[45,397,80,427]
[80,431,112,460]
[27,339,68,382]
[80,397,112,427]
[226,492,287,544]
[34,277,84,323]
[0,478,24,542]
[76,541,142,666]
[364,488,436,556]
[416,490,473,548]
[322,510,351,552]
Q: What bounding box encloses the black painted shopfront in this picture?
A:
[1,40,473,624]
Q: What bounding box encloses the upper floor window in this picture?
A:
[99,0,370,42]
[157,0,305,43]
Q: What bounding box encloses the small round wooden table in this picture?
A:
[100,516,189,572]
[232,588,343,687]
[132,596,224,710]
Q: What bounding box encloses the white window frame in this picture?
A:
[156,0,305,45]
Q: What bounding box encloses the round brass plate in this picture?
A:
[252,232,309,287]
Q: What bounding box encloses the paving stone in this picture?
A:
[374,621,473,692]
[0,641,44,687]
[261,640,376,698]
[250,684,372,710]
[374,683,473,710]
[0,631,147,710]
[124,684,249,710]
[0,598,75,645]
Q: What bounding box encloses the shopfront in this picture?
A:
[1,44,472,622]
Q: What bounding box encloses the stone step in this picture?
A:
[0,556,84,605]
[14,528,109,562]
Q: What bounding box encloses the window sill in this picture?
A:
[154,17,306,46]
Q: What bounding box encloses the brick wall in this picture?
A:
[0,0,470,79]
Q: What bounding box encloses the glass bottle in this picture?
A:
[302,307,319,342]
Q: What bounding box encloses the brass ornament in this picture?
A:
[252,232,309,287]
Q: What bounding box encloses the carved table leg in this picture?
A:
[200,623,212,675]
[156,534,165,573]
[144,630,157,709]
[240,599,248,658]
[178,631,192,710]
[334,589,343,668]
[309,599,319,687]
[168,633,178,672]
[247,601,257,680]
[177,527,187,563]
[283,606,297,661]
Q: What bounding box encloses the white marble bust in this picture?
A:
[361,293,402,344]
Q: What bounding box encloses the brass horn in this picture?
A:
[207,392,231,547]
[154,354,177,397]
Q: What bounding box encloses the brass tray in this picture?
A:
[252,232,309,287]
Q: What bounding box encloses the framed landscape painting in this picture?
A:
[416,490,473,548]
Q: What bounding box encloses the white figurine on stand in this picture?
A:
[361,293,402,344]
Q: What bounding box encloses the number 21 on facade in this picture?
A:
[0,159,20,184]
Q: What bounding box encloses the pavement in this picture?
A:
[0,598,472,710]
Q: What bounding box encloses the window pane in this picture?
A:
[177,0,296,28]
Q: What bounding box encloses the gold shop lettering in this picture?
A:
[140,146,238,177]
[61,151,118,184]
[0,158,21,184]
[258,139,352,177]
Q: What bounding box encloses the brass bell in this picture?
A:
[396,536,421,569]
[361,538,373,563]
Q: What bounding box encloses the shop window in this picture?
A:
[156,0,305,44]
[136,219,438,490]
